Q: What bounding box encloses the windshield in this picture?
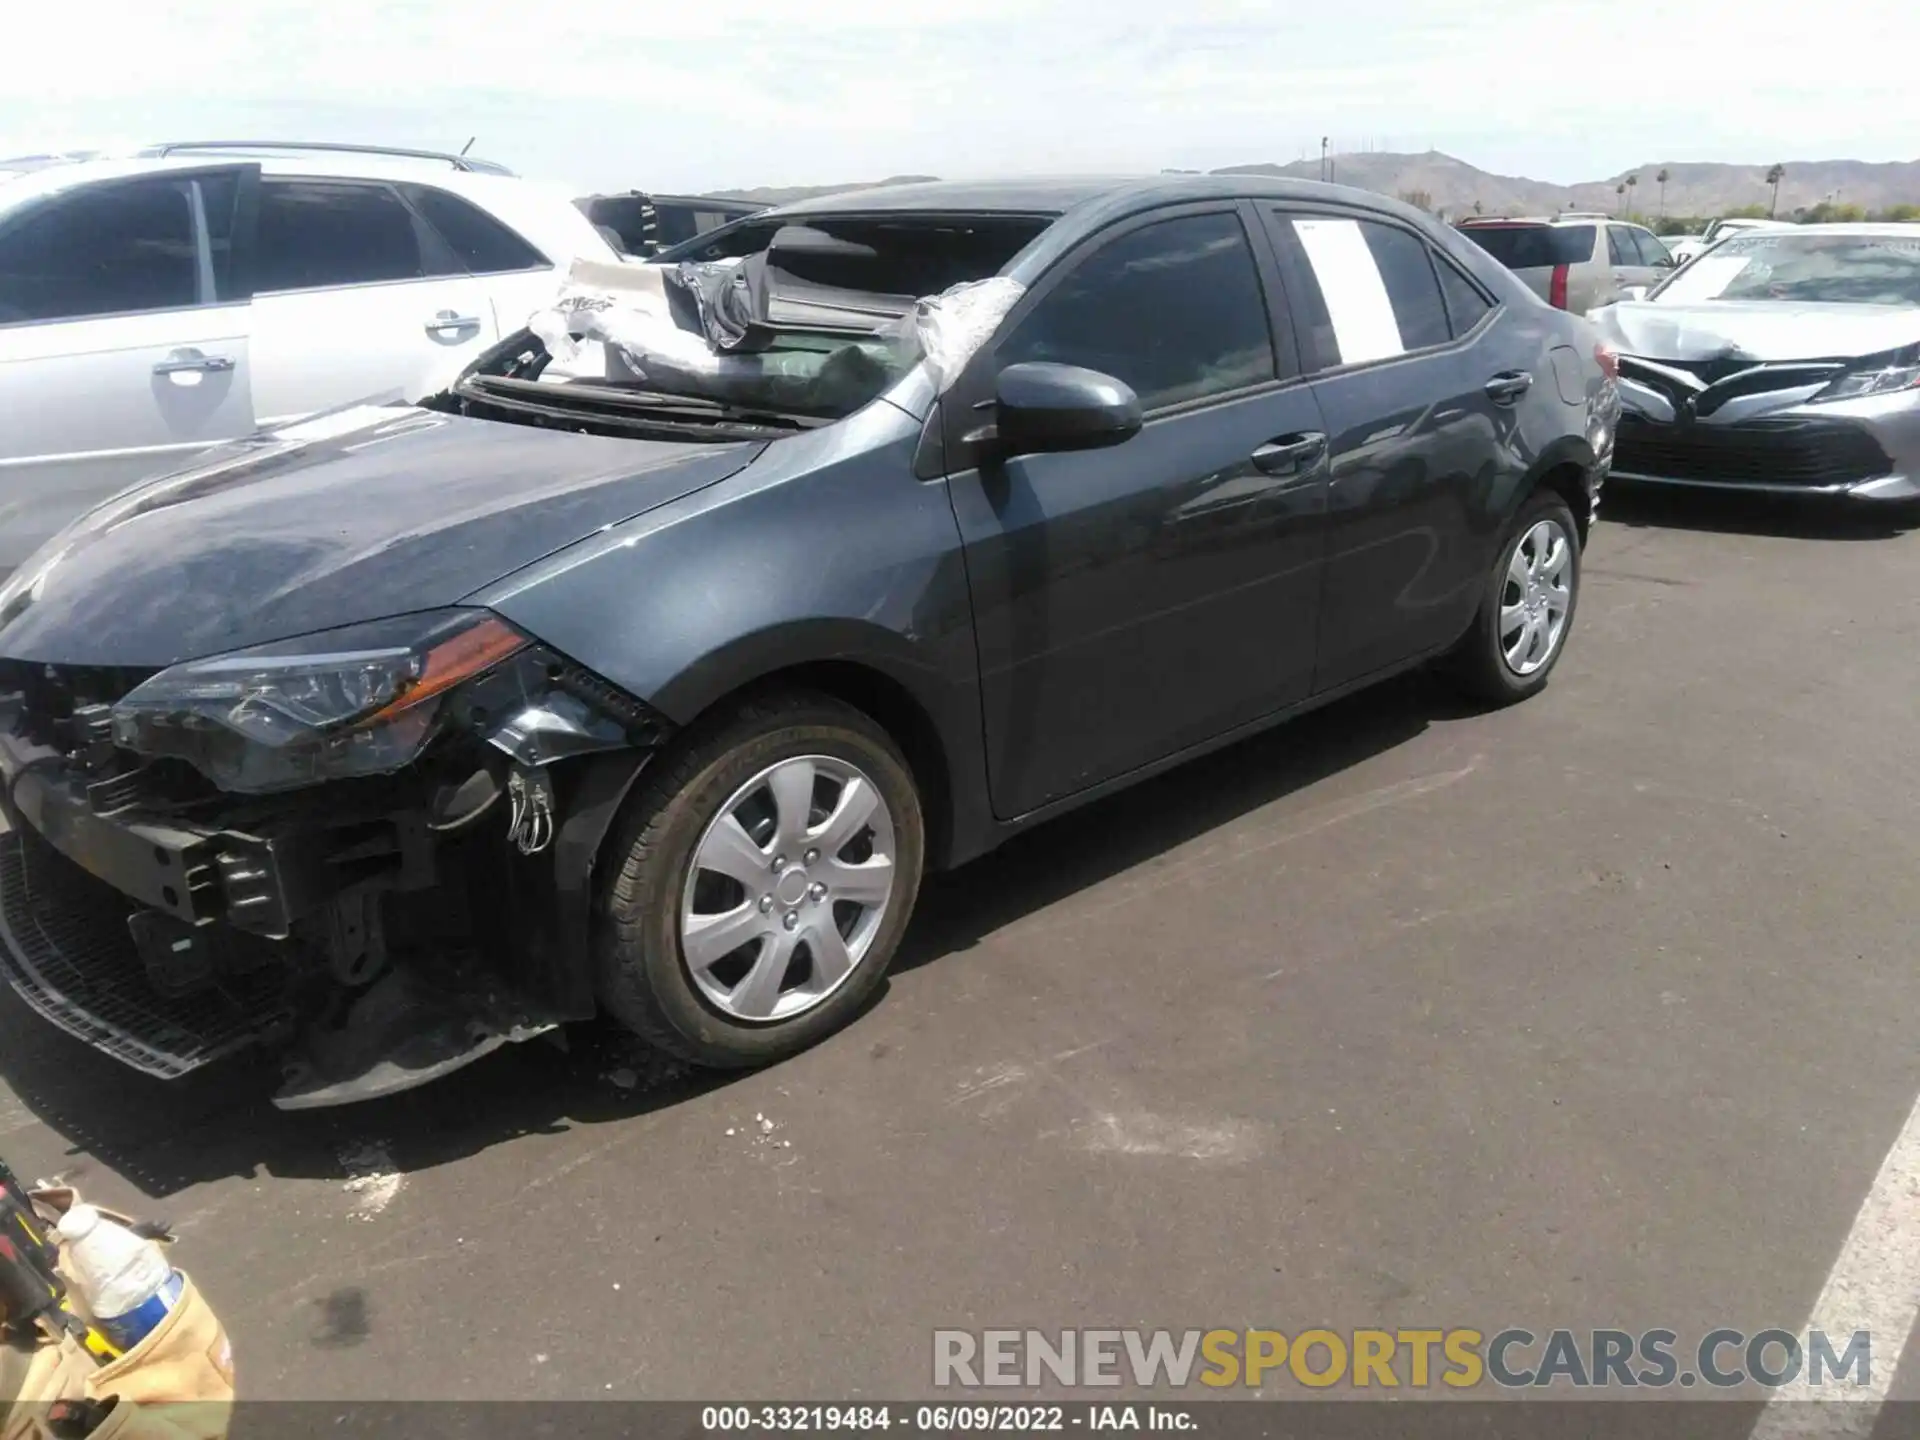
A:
[1459,224,1594,269]
[1653,233,1920,306]
[442,215,1049,441]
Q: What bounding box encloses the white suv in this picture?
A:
[0,142,620,570]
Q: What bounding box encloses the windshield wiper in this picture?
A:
[454,374,829,440]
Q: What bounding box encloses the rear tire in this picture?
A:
[1445,490,1582,706]
[596,690,924,1069]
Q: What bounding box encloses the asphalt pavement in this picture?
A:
[3,485,1919,1420]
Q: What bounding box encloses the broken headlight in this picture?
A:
[111,609,527,793]
[1812,345,1920,403]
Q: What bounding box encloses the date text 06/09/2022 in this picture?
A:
[701,1405,1195,1432]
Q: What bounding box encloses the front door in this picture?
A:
[245,178,499,426]
[943,204,1331,819]
[0,169,256,572]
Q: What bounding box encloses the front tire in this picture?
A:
[1446,491,1582,705]
[596,691,925,1069]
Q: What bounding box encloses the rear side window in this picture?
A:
[405,186,547,274]
[1358,222,1450,350]
[998,212,1275,411]
[1435,256,1493,335]
[1460,223,1594,269]
[1276,214,1459,367]
[254,181,426,292]
[0,177,198,323]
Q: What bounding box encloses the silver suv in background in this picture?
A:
[1458,215,1675,315]
[0,141,619,573]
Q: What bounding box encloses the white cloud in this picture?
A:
[3,0,1916,192]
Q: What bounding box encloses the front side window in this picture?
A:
[1633,230,1672,267]
[254,181,426,292]
[998,212,1276,411]
[0,177,198,323]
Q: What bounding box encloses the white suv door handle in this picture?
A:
[152,348,235,376]
[425,310,483,335]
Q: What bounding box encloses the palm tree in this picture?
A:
[1766,163,1786,218]
[1615,181,1627,215]
[1625,173,1639,218]
[1655,168,1671,218]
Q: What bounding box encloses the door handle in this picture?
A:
[1250,432,1326,474]
[425,310,483,334]
[152,349,235,376]
[1484,371,1533,405]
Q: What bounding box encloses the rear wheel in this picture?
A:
[1445,491,1581,705]
[596,691,924,1068]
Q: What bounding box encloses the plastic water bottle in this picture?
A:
[55,1204,184,1352]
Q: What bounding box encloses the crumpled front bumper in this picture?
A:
[0,715,653,1107]
[1611,376,1920,502]
[0,726,298,1079]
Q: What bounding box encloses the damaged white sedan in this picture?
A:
[1591,223,1920,505]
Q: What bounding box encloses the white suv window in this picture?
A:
[254,179,434,292]
[0,177,199,323]
[402,185,546,274]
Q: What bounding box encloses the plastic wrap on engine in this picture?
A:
[914,277,1025,391]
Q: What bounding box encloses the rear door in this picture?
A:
[943,203,1331,818]
[397,182,562,343]
[0,167,256,572]
[245,178,499,426]
[1261,206,1529,691]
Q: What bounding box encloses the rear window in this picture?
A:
[1459,224,1594,270]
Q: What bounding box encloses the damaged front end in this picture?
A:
[0,609,669,1108]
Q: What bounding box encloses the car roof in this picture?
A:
[0,150,520,211]
[761,173,1438,222]
[1459,214,1612,227]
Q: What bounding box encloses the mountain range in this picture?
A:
[711,153,1920,220]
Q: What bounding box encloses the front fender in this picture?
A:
[472,404,993,866]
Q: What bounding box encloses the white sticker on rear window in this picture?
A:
[1292,218,1404,364]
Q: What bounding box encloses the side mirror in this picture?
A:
[990,362,1143,457]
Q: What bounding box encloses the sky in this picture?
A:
[4,0,1916,195]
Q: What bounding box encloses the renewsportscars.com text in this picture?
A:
[933,1328,1873,1391]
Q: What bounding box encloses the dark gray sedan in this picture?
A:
[0,176,1616,1106]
